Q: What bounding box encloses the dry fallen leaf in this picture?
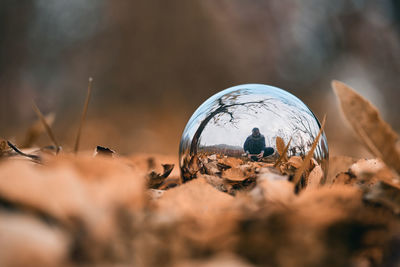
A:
[198,174,227,192]
[148,164,175,189]
[249,172,294,205]
[306,165,324,189]
[0,154,147,264]
[364,180,400,214]
[181,155,202,182]
[332,172,356,185]
[203,161,221,175]
[95,145,115,157]
[155,177,234,218]
[218,157,244,169]
[287,156,303,169]
[0,212,68,267]
[332,80,400,175]
[326,156,358,184]
[222,167,248,182]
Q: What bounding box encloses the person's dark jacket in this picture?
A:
[243,134,266,154]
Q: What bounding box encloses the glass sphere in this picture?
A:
[179,84,328,183]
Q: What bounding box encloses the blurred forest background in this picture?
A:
[1,0,400,158]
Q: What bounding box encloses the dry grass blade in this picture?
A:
[276,136,286,161]
[74,77,93,154]
[32,103,60,152]
[332,80,400,174]
[21,113,55,148]
[273,137,292,167]
[292,115,326,186]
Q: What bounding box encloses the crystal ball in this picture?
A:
[179,84,329,183]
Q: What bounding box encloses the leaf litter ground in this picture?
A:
[0,81,400,266]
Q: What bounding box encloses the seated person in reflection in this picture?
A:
[244,128,275,161]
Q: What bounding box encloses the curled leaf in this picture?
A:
[95,146,115,157]
[6,141,41,163]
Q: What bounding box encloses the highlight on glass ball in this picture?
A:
[179,84,328,192]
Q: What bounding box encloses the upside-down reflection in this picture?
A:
[179,84,328,186]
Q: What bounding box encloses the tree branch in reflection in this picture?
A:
[189,93,272,155]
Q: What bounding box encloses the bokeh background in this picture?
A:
[1,0,400,158]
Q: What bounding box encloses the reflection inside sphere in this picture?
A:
[179,84,328,186]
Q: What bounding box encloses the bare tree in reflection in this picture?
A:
[263,100,325,159]
[286,106,325,159]
[189,90,275,155]
[188,89,326,162]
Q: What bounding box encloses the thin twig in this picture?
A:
[74,77,93,154]
[292,115,326,187]
[32,102,60,152]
